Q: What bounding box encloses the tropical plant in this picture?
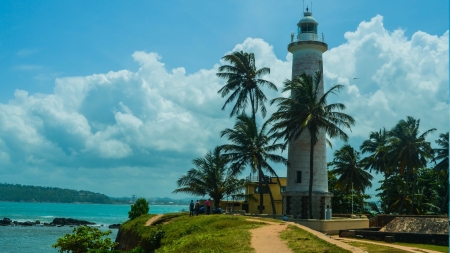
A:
[172,147,245,208]
[52,226,117,253]
[129,198,150,220]
[433,132,449,213]
[360,128,390,213]
[220,114,287,214]
[216,50,277,119]
[269,71,355,218]
[386,116,435,214]
[329,144,373,212]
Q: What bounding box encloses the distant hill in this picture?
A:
[0,183,114,204]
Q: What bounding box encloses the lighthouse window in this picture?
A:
[301,24,315,33]
[296,171,302,183]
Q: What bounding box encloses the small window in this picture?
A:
[280,186,286,193]
[296,171,302,183]
[254,186,269,194]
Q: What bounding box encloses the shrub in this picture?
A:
[52,226,117,253]
[128,198,150,220]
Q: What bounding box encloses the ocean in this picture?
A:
[0,202,188,253]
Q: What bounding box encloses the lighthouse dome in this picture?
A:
[298,12,318,25]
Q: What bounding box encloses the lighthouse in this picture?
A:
[282,8,332,219]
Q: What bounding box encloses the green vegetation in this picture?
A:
[119,213,263,253]
[128,198,150,220]
[280,225,350,253]
[52,226,117,253]
[344,239,449,253]
[220,114,287,214]
[0,183,113,203]
[173,146,245,208]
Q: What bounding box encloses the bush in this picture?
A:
[52,226,117,253]
[128,198,150,220]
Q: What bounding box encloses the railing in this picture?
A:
[245,175,270,183]
[290,32,325,43]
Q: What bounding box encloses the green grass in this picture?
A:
[280,225,351,253]
[344,241,411,253]
[345,238,449,253]
[155,214,263,253]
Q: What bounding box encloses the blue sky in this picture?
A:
[0,1,448,200]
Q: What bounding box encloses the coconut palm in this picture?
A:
[433,132,449,213]
[387,116,436,214]
[217,51,277,119]
[269,71,355,218]
[330,144,373,212]
[173,147,244,208]
[220,114,287,214]
[360,128,391,213]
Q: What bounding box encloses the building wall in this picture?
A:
[245,177,286,215]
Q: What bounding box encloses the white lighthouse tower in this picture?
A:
[282,8,332,219]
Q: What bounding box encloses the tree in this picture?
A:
[217,51,277,119]
[128,198,150,220]
[433,132,449,213]
[360,128,391,213]
[387,116,435,214]
[172,147,244,208]
[220,114,287,214]
[329,144,373,212]
[269,71,355,218]
[52,226,117,253]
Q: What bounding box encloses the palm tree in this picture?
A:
[269,71,355,218]
[220,114,287,214]
[433,132,449,213]
[360,128,390,213]
[329,144,373,212]
[217,51,277,119]
[387,116,436,214]
[173,147,244,208]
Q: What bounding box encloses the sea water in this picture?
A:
[0,202,188,253]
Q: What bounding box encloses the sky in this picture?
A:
[0,1,448,200]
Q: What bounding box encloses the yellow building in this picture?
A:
[213,175,287,215]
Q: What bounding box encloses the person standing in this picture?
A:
[205,198,211,215]
[195,200,200,216]
[189,200,194,217]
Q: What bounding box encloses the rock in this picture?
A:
[109,224,121,229]
[51,218,96,226]
[0,218,12,226]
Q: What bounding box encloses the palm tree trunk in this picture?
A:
[409,172,417,214]
[439,181,448,214]
[264,178,277,215]
[308,136,314,219]
[384,171,388,214]
[399,168,409,214]
[258,168,264,214]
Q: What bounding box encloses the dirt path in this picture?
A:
[246,218,293,253]
[145,214,163,226]
[333,236,443,253]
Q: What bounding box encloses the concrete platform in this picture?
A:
[292,217,369,235]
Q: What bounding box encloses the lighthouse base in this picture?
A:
[282,191,333,219]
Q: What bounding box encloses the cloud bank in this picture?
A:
[0,15,447,198]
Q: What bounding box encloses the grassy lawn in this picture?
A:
[344,239,449,253]
[280,225,351,253]
[154,214,264,253]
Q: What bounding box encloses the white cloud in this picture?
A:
[0,15,447,198]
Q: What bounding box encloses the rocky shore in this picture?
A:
[0,217,121,229]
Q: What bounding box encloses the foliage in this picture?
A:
[216,50,277,118]
[269,71,354,218]
[220,114,287,214]
[0,183,113,203]
[328,171,370,214]
[128,198,150,220]
[172,146,245,208]
[280,225,351,253]
[52,226,117,253]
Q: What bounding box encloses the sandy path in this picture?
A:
[247,218,293,253]
[145,214,163,226]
